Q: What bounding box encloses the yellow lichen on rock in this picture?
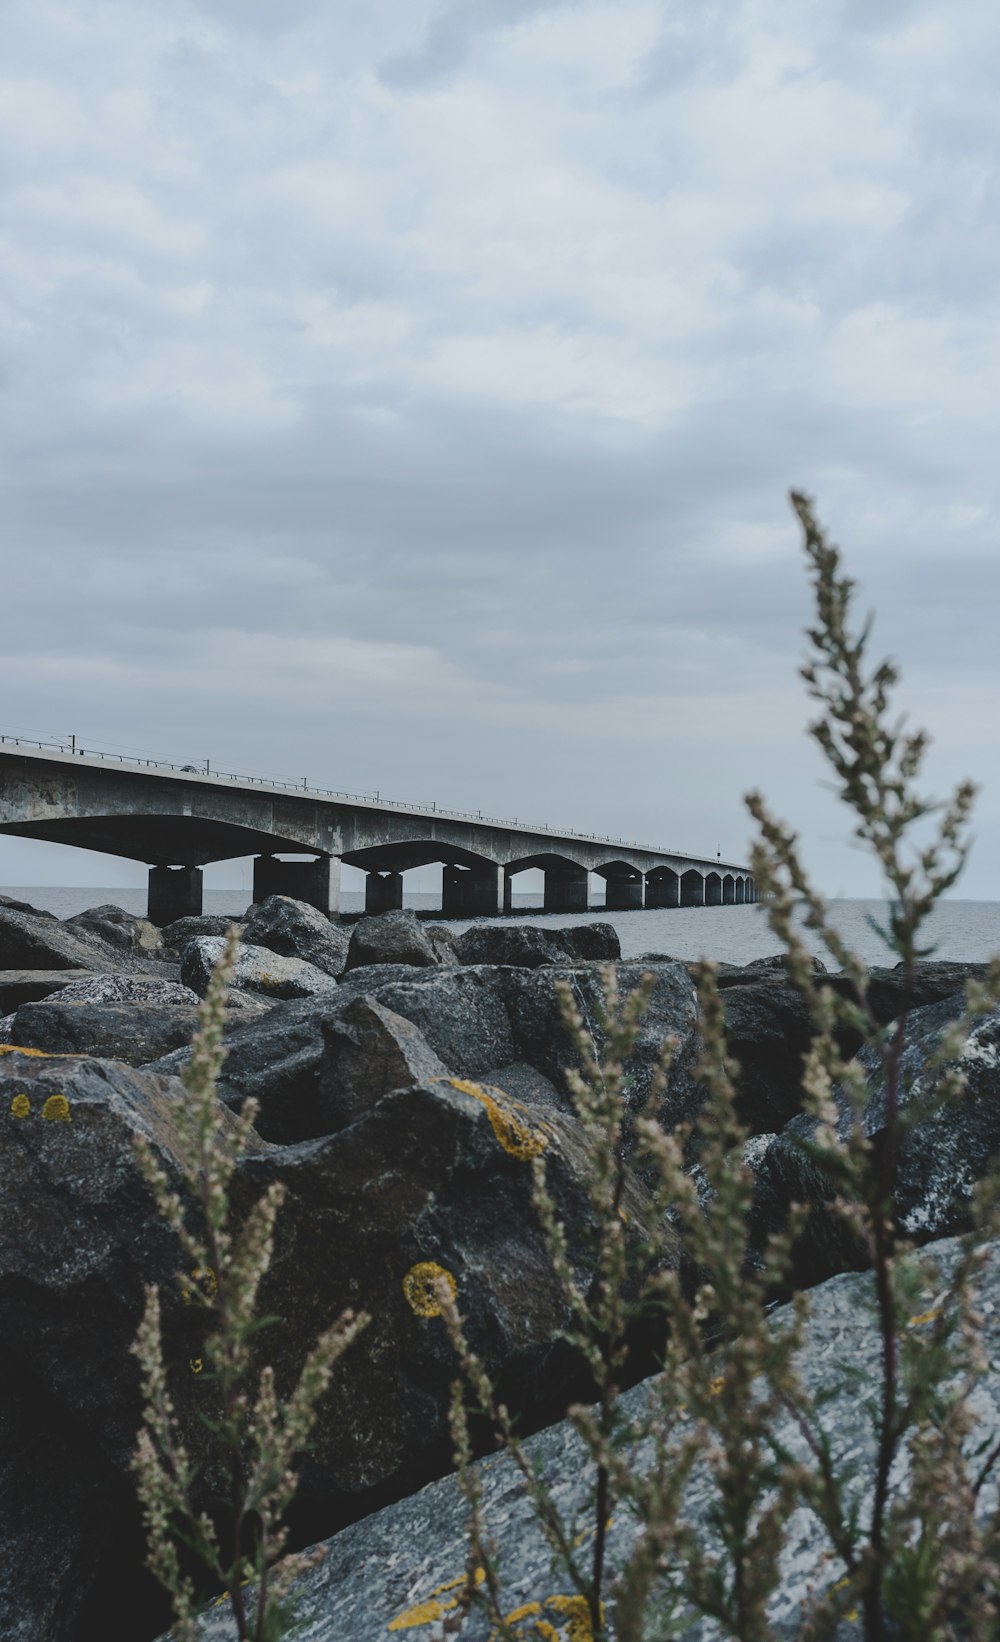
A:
[41,1093,71,1122]
[445,1077,548,1160]
[388,1577,594,1638]
[9,1093,30,1118]
[542,1595,600,1640]
[388,1569,483,1630]
[402,1261,457,1318]
[487,1594,600,1640]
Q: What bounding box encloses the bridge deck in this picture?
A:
[0,738,755,922]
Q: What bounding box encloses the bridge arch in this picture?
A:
[0,810,313,868]
[594,859,643,912]
[722,873,736,906]
[504,852,590,915]
[704,871,722,907]
[645,866,679,909]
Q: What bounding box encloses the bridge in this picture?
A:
[0,739,756,924]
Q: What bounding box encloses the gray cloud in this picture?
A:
[2,0,999,898]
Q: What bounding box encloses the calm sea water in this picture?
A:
[4,887,1000,967]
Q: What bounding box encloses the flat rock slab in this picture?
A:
[169,1232,1000,1641]
[7,999,200,1065]
[0,969,98,1014]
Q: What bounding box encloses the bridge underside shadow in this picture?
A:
[342,842,503,917]
[0,814,340,923]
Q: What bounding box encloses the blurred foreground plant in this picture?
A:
[131,930,368,1642]
[440,494,1000,1641]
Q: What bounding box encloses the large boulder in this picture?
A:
[699,964,991,1141]
[453,922,621,968]
[241,896,349,979]
[180,937,340,1003]
[0,1050,261,1639]
[207,975,514,1137]
[161,1230,1000,1642]
[0,902,124,972]
[236,1075,663,1509]
[499,960,700,1126]
[367,967,520,1076]
[215,993,451,1144]
[343,909,440,972]
[64,904,163,958]
[749,993,1000,1288]
[0,1046,665,1640]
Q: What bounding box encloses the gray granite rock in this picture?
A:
[344,909,441,971]
[166,1231,1000,1642]
[750,995,1000,1287]
[181,936,340,1002]
[0,901,125,972]
[501,960,700,1127]
[7,998,200,1065]
[242,896,350,979]
[64,902,163,957]
[217,993,451,1143]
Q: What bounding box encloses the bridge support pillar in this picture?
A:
[543,866,589,913]
[503,872,514,913]
[680,872,705,908]
[365,871,403,914]
[253,855,340,915]
[604,878,643,910]
[441,864,502,918]
[646,871,680,909]
[148,865,203,926]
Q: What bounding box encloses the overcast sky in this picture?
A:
[2,0,1000,898]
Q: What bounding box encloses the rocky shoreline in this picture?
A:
[1,891,997,1641]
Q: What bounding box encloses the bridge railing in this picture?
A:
[0,732,743,867]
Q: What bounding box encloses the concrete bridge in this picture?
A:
[0,740,756,924]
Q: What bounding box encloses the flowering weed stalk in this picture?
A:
[131,929,368,1642]
[442,495,1000,1642]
